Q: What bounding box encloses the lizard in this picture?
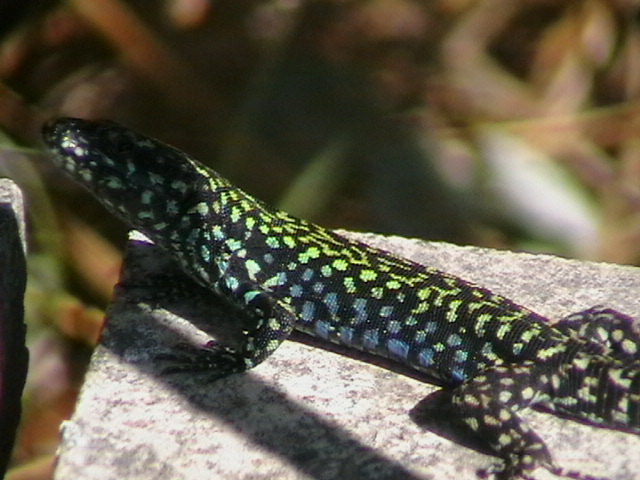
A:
[41,117,640,480]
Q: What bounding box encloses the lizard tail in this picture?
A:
[551,354,640,432]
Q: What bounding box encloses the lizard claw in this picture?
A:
[155,341,246,380]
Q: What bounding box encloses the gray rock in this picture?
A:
[54,230,640,480]
[0,179,28,477]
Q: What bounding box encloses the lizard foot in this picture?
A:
[156,340,246,380]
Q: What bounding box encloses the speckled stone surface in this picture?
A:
[54,230,640,480]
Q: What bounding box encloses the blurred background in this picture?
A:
[1,0,640,478]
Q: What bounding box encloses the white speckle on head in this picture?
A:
[126,160,136,174]
[141,190,153,204]
[106,177,124,189]
[171,180,187,193]
[196,202,209,216]
[149,172,163,185]
[167,199,178,215]
[61,136,76,150]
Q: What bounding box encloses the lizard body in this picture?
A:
[42,118,640,479]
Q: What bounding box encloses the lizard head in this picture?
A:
[42,117,240,279]
[42,116,228,229]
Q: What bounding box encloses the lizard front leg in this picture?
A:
[159,285,298,380]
